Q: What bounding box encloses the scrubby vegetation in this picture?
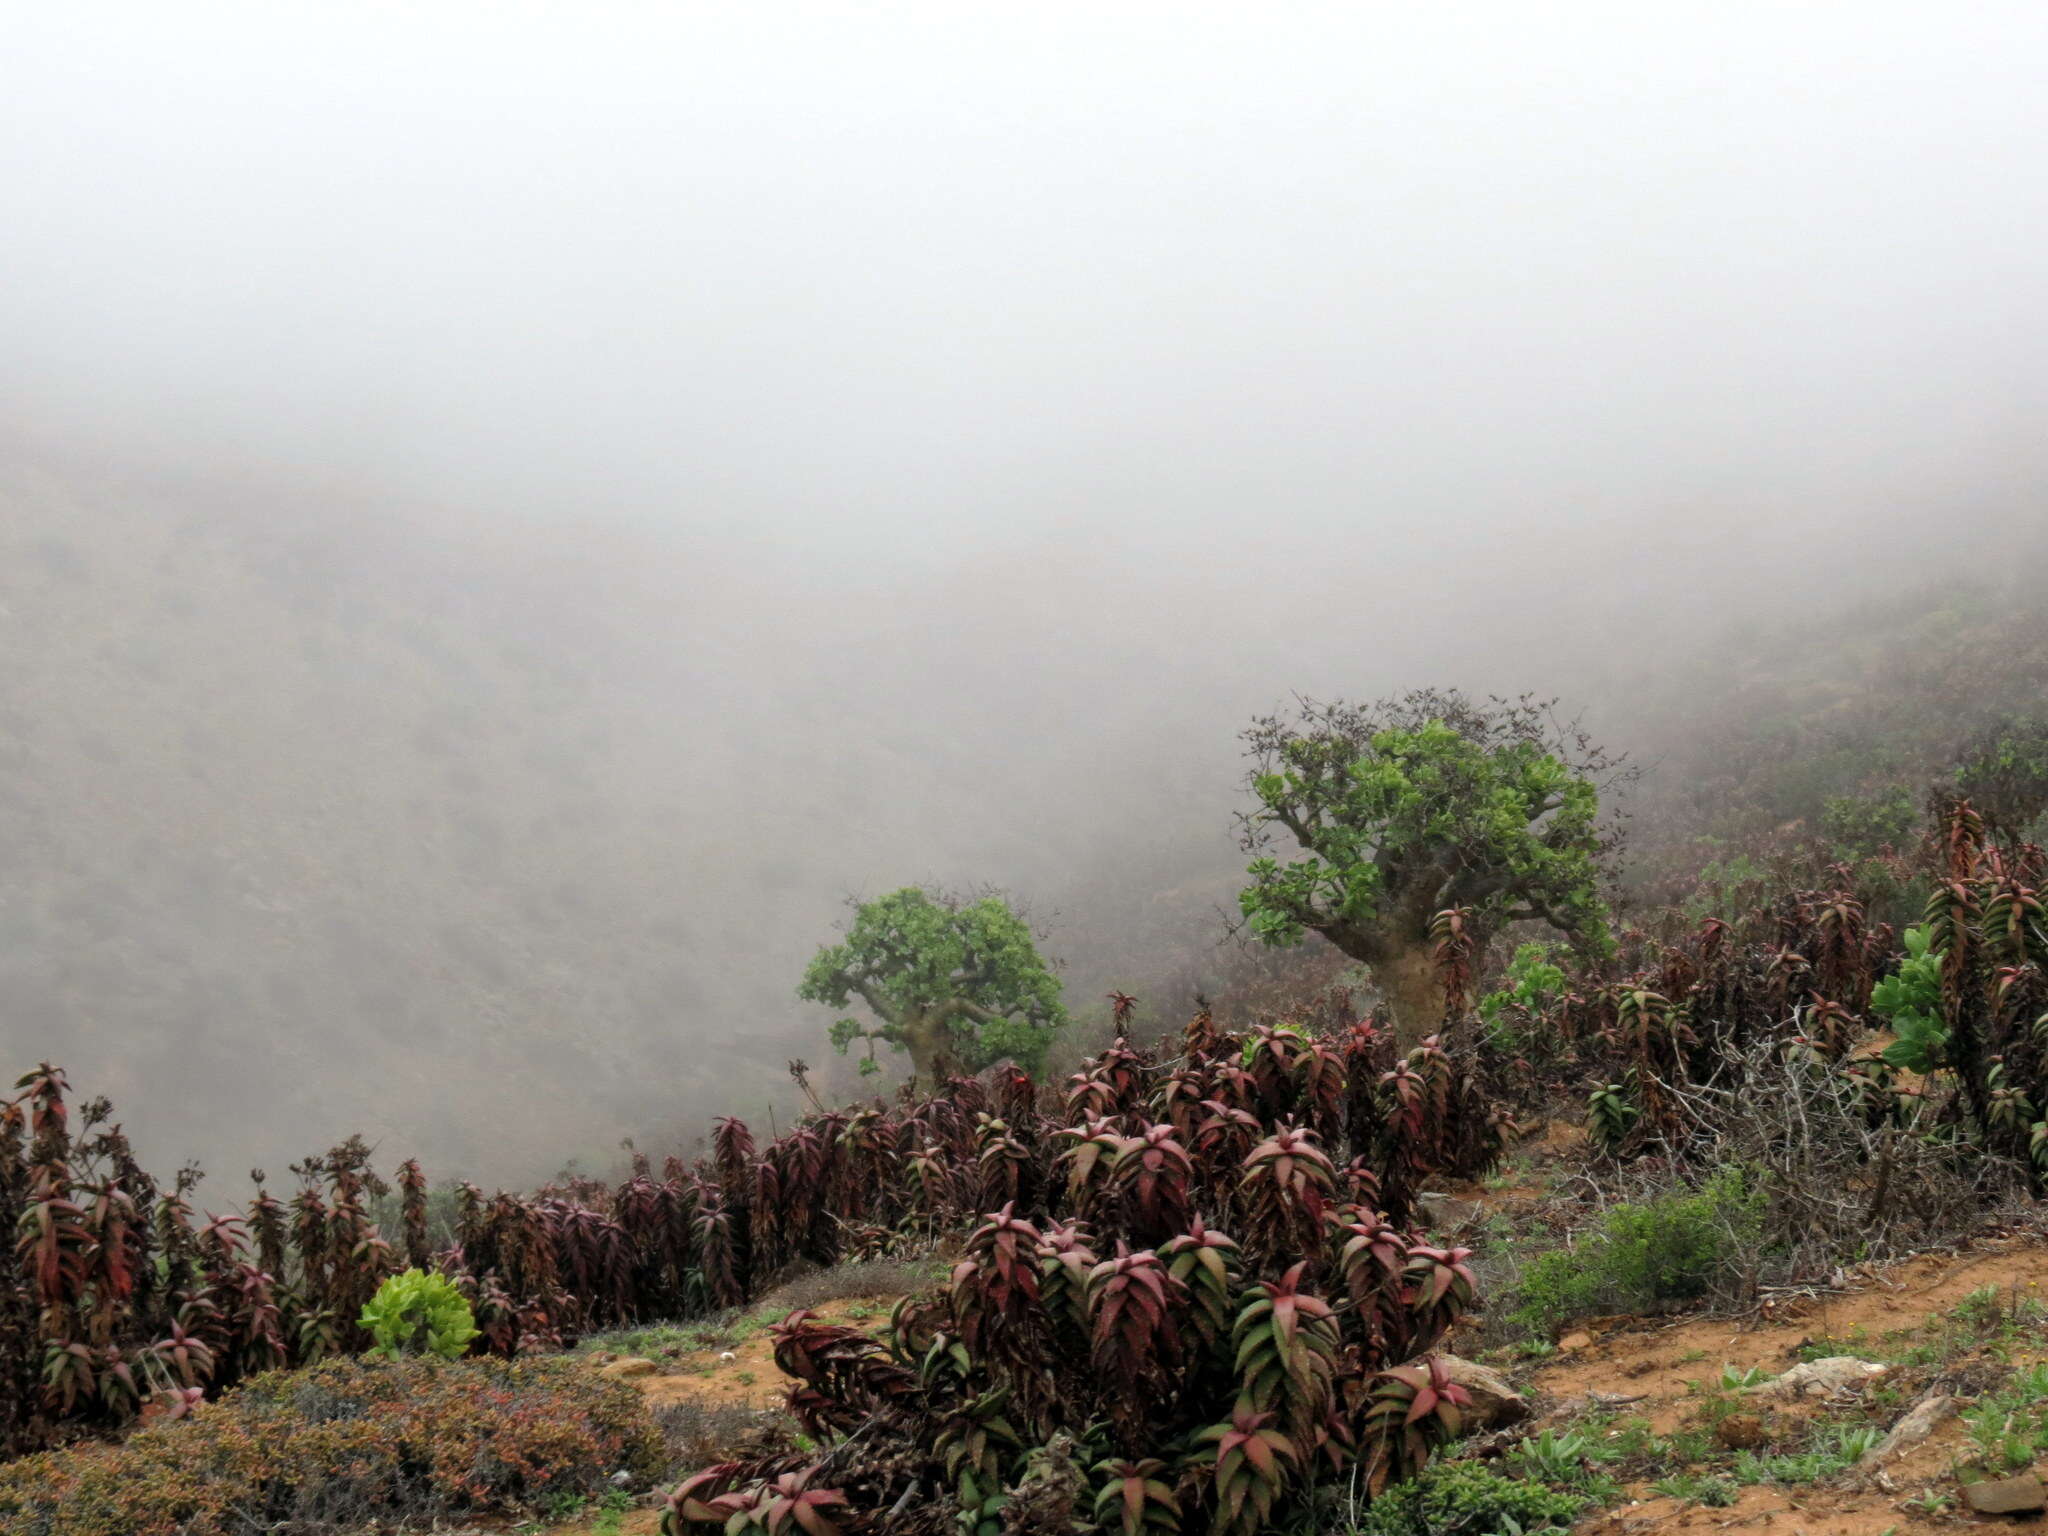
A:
[0,1355,661,1536]
[1348,1461,1583,1536]
[10,640,2048,1532]
[4,1011,1507,1530]
[1507,1169,1764,1334]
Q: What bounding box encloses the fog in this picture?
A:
[4,3,2047,1185]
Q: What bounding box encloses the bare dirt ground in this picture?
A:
[1536,1234,2048,1536]
[627,1294,902,1413]
[530,1295,906,1536]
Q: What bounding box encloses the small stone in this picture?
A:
[600,1356,659,1380]
[1748,1357,1887,1398]
[1715,1413,1766,1449]
[1963,1474,2046,1516]
[1558,1331,1594,1352]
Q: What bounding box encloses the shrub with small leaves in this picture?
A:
[0,1355,661,1536]
[1508,1168,1764,1335]
[1350,1460,1583,1536]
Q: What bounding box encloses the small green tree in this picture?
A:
[1237,690,1627,1045]
[799,887,1067,1086]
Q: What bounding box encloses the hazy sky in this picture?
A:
[7,3,2046,570]
[5,3,2048,1181]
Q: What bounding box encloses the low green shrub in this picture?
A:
[0,1356,662,1536]
[1872,925,1947,1072]
[1352,1460,1584,1536]
[359,1267,478,1360]
[1508,1169,1765,1335]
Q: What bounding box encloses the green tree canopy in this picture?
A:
[798,886,1067,1086]
[1953,713,2048,844]
[1237,689,1627,1043]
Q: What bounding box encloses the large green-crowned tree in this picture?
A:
[798,886,1068,1087]
[1237,689,1628,1045]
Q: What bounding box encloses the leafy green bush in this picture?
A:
[1821,785,1918,857]
[1873,925,1947,1072]
[1353,1460,1583,1536]
[0,1355,662,1536]
[1508,1169,1765,1334]
[1478,943,1566,1051]
[359,1267,479,1360]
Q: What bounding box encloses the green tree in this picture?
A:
[1954,714,2048,844]
[799,887,1067,1086]
[1237,690,1626,1045]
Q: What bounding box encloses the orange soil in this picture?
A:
[523,1297,902,1536]
[1540,1234,2048,1535]
[631,1295,900,1413]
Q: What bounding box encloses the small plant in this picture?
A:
[1720,1364,1769,1391]
[359,1268,479,1360]
[1950,1284,2009,1334]
[1352,1460,1583,1536]
[1508,1169,1764,1334]
[1730,1423,1883,1486]
[1507,1429,1593,1484]
[1873,927,1947,1073]
[1478,943,1567,1050]
[1959,1362,2048,1475]
[1650,1472,1738,1507]
[1900,1488,1955,1515]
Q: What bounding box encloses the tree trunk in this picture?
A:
[1377,943,1448,1051]
[901,1008,968,1090]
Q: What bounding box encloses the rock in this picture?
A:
[1963,1474,2047,1515]
[1853,1393,1954,1474]
[1418,1193,1484,1231]
[1714,1413,1766,1449]
[1435,1354,1529,1429]
[1558,1331,1594,1353]
[1747,1357,1887,1398]
[600,1356,659,1380]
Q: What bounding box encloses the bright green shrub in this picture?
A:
[1508,1169,1765,1335]
[359,1267,478,1359]
[1353,1460,1584,1536]
[0,1356,662,1536]
[1873,925,1948,1073]
[1478,942,1566,1051]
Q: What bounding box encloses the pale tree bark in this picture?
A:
[1309,912,1455,1050]
[1375,943,1448,1050]
[899,1007,968,1090]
